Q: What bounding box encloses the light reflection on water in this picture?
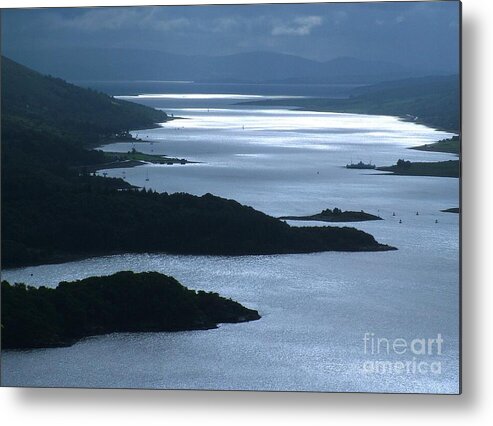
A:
[1,95,459,393]
[116,93,307,100]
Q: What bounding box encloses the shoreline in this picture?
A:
[8,105,460,271]
[236,100,459,134]
[2,242,397,271]
[5,108,400,270]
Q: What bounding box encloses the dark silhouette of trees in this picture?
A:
[396,159,412,169]
[1,271,261,349]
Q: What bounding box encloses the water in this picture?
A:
[1,87,459,393]
[76,80,363,98]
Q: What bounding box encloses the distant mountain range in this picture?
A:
[2,47,453,84]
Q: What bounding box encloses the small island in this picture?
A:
[279,207,382,223]
[377,159,459,178]
[441,207,460,213]
[1,271,261,349]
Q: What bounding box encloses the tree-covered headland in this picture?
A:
[1,271,261,349]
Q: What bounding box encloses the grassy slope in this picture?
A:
[411,136,460,155]
[95,150,191,170]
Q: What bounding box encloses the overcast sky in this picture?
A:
[2,1,460,71]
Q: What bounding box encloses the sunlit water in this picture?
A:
[1,89,459,393]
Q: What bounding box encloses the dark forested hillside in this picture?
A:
[1,56,168,142]
[1,56,169,183]
[346,75,460,132]
[1,57,394,268]
[1,271,261,349]
[2,186,394,267]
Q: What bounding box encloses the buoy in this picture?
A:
[435,219,438,224]
[416,211,419,216]
[392,212,396,217]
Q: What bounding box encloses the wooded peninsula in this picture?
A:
[2,271,260,349]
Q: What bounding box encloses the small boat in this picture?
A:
[346,160,376,170]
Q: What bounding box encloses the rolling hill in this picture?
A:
[243,74,460,132]
[1,56,168,143]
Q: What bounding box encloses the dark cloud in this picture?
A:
[1,2,460,71]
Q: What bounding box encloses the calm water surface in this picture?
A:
[1,87,459,393]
